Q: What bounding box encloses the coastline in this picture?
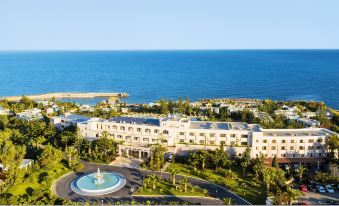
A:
[0,92,129,101]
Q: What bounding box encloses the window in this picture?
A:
[189,132,194,136]
[230,141,236,146]
[263,140,267,143]
[272,140,276,143]
[290,146,294,150]
[179,139,185,143]
[241,134,248,138]
[210,133,215,137]
[308,146,313,150]
[134,137,139,140]
[209,141,215,145]
[145,129,150,133]
[220,134,226,137]
[137,128,141,132]
[317,139,323,143]
[125,136,131,140]
[120,126,125,130]
[241,142,247,146]
[281,146,286,150]
[143,138,149,142]
[300,140,304,143]
[230,134,236,137]
[128,127,133,131]
[282,140,286,143]
[199,140,205,144]
[199,133,205,136]
[291,140,295,143]
[256,140,259,143]
[117,135,122,138]
[113,125,117,130]
[299,146,305,150]
[154,129,159,133]
[220,141,226,145]
[308,139,314,143]
[189,139,195,144]
[163,130,169,134]
[179,132,185,135]
[271,146,276,150]
[262,146,267,150]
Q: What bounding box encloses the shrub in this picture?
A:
[74,162,84,172]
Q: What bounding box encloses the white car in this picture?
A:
[316,185,326,193]
[325,185,334,193]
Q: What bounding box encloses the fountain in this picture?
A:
[94,168,105,185]
[70,168,126,196]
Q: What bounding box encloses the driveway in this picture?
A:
[300,190,339,205]
[52,161,227,204]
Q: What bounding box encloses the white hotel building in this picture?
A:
[52,115,336,163]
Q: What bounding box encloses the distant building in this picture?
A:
[303,112,317,118]
[297,118,321,128]
[51,113,90,130]
[0,159,34,171]
[0,107,10,115]
[16,108,43,121]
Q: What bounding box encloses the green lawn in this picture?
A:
[7,162,71,196]
[134,179,207,197]
[166,163,266,204]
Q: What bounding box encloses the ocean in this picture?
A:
[0,50,338,108]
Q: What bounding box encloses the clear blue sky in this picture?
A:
[1,0,338,50]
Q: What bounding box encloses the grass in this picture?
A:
[166,163,266,204]
[7,162,71,196]
[134,179,207,197]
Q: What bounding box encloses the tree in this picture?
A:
[253,155,265,178]
[286,188,302,205]
[169,168,180,185]
[297,166,307,184]
[148,174,157,190]
[181,176,189,192]
[198,152,207,170]
[272,155,278,167]
[38,145,63,169]
[326,135,339,163]
[262,167,274,193]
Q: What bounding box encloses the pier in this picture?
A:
[0,92,129,101]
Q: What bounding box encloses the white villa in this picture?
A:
[51,114,336,164]
[16,108,43,121]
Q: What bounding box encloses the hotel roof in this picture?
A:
[109,117,160,126]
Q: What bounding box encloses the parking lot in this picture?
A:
[300,190,339,205]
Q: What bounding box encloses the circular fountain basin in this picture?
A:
[71,171,126,196]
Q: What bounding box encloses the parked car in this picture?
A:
[325,185,334,193]
[308,185,316,192]
[316,185,326,193]
[300,184,308,192]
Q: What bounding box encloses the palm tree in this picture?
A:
[198,152,207,170]
[262,167,274,193]
[181,176,189,192]
[297,166,307,183]
[286,188,302,205]
[148,174,157,190]
[169,167,180,185]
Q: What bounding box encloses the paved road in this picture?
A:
[53,161,248,205]
[144,170,251,205]
[300,190,339,205]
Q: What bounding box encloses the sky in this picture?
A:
[0,0,339,50]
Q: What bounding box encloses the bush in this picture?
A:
[74,162,84,172]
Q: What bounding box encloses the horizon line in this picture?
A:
[1,48,339,52]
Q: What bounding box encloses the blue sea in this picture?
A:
[0,50,338,108]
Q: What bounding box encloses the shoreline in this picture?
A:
[0,92,129,101]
